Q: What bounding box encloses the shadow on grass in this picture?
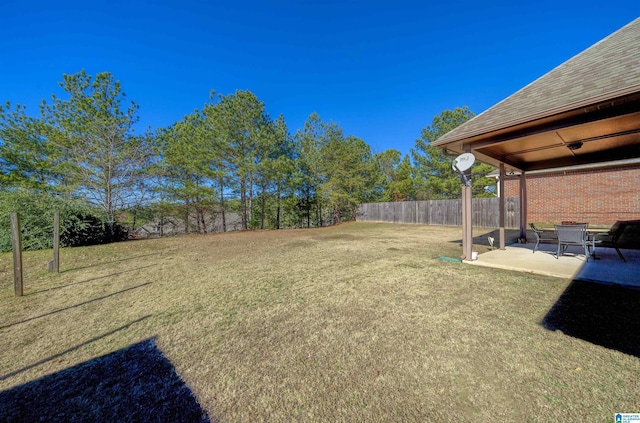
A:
[541,280,640,358]
[29,264,156,296]
[0,316,153,382]
[61,252,161,273]
[450,229,522,248]
[0,337,211,422]
[0,282,153,330]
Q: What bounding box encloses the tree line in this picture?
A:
[0,70,495,250]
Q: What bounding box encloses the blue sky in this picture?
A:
[1,1,637,156]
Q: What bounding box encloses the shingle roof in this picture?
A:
[433,17,640,146]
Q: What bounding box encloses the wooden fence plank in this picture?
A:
[357,197,520,228]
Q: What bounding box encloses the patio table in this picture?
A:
[587,228,610,259]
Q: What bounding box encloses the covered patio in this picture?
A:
[433,17,640,279]
[469,241,640,287]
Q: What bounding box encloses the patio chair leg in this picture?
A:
[533,240,539,253]
[584,244,589,261]
[615,248,627,262]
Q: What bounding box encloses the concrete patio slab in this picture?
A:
[467,242,640,287]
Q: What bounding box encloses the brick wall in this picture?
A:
[503,165,640,225]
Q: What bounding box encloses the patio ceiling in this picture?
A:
[433,18,640,172]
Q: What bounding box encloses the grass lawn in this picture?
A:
[1,222,638,422]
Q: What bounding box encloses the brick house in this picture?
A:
[493,159,640,226]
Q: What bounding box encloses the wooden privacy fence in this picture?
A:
[357,197,520,228]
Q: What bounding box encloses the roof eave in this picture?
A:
[433,85,640,148]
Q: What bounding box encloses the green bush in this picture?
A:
[61,213,128,247]
[0,190,127,252]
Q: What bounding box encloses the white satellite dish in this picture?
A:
[452,153,475,173]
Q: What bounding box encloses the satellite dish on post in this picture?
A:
[452,153,475,187]
[452,153,475,173]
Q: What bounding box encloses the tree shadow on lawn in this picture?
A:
[0,337,212,422]
[541,280,640,358]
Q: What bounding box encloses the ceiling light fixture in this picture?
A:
[567,142,583,151]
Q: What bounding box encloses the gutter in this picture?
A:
[486,157,640,177]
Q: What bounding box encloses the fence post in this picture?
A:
[49,211,60,273]
[11,212,23,297]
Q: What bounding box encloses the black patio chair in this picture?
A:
[554,224,590,260]
[597,220,640,262]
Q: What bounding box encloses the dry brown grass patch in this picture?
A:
[1,222,638,421]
